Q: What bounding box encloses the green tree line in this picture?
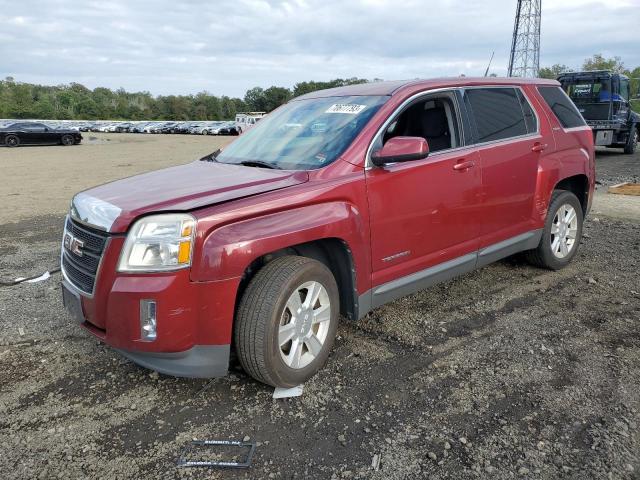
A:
[0,76,368,121]
[3,53,638,121]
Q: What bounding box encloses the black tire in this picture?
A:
[5,135,19,147]
[201,129,209,135]
[525,190,583,270]
[61,134,75,146]
[623,127,638,155]
[234,256,340,387]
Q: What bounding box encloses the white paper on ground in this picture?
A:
[25,271,51,283]
[273,384,304,399]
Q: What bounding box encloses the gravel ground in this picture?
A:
[0,145,638,480]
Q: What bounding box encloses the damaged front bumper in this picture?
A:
[61,235,240,378]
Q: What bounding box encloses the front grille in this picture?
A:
[62,217,110,295]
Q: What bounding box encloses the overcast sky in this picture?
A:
[0,0,638,98]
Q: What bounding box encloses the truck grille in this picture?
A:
[61,217,109,295]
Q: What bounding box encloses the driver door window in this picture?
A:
[377,95,462,154]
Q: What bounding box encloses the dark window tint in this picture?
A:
[465,88,528,142]
[538,86,586,129]
[516,89,537,134]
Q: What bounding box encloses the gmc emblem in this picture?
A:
[64,232,85,257]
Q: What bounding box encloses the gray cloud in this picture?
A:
[0,0,637,97]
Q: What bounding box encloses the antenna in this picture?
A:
[484,51,495,77]
[508,0,542,77]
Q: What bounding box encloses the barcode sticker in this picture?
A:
[325,104,367,114]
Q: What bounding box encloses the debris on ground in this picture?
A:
[273,384,304,399]
[176,439,256,469]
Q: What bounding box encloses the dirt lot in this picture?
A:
[0,133,230,223]
[0,135,639,479]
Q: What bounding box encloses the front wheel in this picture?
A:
[525,190,583,270]
[61,134,75,146]
[623,127,638,155]
[234,256,340,387]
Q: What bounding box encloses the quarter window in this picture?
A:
[464,88,529,142]
[538,86,587,129]
[516,89,537,134]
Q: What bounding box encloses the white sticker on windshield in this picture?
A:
[325,104,367,114]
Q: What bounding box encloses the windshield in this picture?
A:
[217,95,388,170]
[562,79,615,104]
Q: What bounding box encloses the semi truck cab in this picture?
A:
[558,70,639,154]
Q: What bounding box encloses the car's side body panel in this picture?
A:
[365,147,483,287]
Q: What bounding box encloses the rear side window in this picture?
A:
[464,88,528,142]
[516,89,537,134]
[538,86,587,129]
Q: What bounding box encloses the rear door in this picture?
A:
[462,86,546,250]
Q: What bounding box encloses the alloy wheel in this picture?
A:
[278,281,331,370]
[550,204,578,259]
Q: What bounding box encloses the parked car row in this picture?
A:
[0,120,241,136]
[81,120,241,135]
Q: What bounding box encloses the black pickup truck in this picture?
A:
[558,71,639,154]
[0,122,82,147]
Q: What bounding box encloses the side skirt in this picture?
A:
[357,229,542,319]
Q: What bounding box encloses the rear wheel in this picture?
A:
[525,190,583,270]
[61,134,75,146]
[623,127,638,154]
[234,256,339,387]
[5,135,19,147]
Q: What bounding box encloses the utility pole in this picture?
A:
[508,0,542,77]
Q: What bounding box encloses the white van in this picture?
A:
[235,112,266,133]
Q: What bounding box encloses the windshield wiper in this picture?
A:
[238,160,281,170]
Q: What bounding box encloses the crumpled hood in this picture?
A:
[70,160,309,233]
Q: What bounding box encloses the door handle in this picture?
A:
[453,160,475,171]
[531,142,548,152]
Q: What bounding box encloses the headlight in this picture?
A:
[117,213,195,272]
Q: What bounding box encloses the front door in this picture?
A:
[365,91,482,302]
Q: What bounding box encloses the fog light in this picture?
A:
[140,299,157,341]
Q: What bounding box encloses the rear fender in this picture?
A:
[534,145,592,222]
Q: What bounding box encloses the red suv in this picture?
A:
[61,78,594,387]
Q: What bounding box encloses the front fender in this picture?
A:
[191,201,370,290]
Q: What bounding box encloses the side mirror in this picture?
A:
[371,136,430,167]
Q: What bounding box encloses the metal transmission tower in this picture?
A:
[508,0,541,77]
